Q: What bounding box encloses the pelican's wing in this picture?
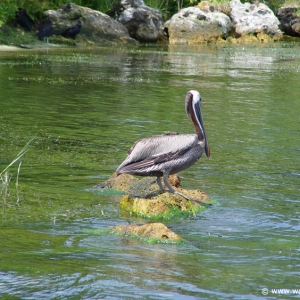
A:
[116,134,197,173]
[116,147,191,174]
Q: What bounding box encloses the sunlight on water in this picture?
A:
[0,43,300,299]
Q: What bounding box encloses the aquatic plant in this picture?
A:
[0,137,35,188]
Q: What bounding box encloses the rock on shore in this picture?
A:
[166,0,284,44]
[43,3,138,45]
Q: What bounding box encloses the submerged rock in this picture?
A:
[95,173,212,218]
[110,222,182,242]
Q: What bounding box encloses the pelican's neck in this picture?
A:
[186,98,205,141]
[185,90,210,158]
[191,109,204,141]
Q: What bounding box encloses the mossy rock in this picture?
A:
[95,173,213,219]
[110,222,182,243]
[120,189,211,220]
[84,222,182,244]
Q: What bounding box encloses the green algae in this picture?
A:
[120,194,211,221]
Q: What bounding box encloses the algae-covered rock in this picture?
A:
[94,173,138,192]
[120,195,169,216]
[94,173,181,198]
[95,173,212,219]
[110,222,182,242]
[120,188,211,219]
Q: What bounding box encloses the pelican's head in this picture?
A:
[185,90,210,158]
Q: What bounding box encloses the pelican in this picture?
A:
[116,90,210,200]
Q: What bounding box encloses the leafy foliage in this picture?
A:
[0,0,17,26]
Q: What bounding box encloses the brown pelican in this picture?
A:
[116,90,210,200]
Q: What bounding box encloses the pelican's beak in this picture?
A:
[205,140,210,159]
[194,101,210,159]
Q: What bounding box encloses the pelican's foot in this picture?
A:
[173,190,193,202]
[170,191,196,216]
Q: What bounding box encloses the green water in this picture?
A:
[0,43,299,299]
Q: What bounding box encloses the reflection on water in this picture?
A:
[0,43,300,299]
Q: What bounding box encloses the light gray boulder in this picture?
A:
[43,3,138,45]
[167,7,232,44]
[230,0,282,41]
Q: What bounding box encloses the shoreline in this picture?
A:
[0,43,75,51]
[0,45,24,51]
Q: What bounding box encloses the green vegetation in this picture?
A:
[0,0,112,26]
[0,25,38,45]
[260,0,299,10]
[0,137,35,182]
[132,205,207,221]
[0,137,35,204]
[282,0,300,4]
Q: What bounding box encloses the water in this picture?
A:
[0,42,299,299]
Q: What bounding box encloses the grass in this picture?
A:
[0,137,35,196]
[0,137,35,179]
[0,25,37,46]
[282,0,300,6]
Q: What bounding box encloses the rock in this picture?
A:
[167,7,232,44]
[195,1,215,13]
[106,2,126,19]
[95,173,212,218]
[95,173,181,198]
[276,6,300,37]
[110,222,182,242]
[115,0,164,42]
[195,0,233,15]
[120,195,169,216]
[229,0,282,42]
[43,3,137,45]
[95,173,138,193]
[120,189,211,218]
